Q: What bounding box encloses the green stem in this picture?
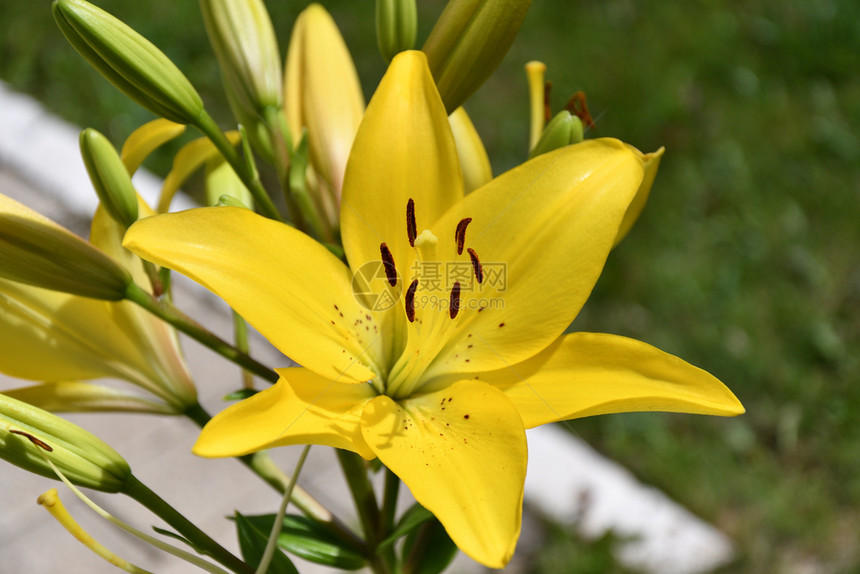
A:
[194,112,282,222]
[263,106,333,243]
[337,450,392,574]
[379,468,400,572]
[124,282,278,384]
[336,450,380,542]
[261,106,302,227]
[381,468,400,538]
[231,311,254,390]
[122,475,252,574]
[183,404,365,554]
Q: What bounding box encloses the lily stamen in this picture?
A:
[405,279,418,323]
[467,248,483,284]
[406,198,417,247]
[379,242,397,286]
[455,217,472,255]
[449,281,461,319]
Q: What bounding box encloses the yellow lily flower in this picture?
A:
[0,194,196,413]
[124,51,743,567]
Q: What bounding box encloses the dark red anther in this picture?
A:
[467,248,483,284]
[405,279,418,322]
[449,281,461,319]
[406,198,417,247]
[565,91,597,131]
[10,430,53,452]
[455,218,472,255]
[380,243,397,286]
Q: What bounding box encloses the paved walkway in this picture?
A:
[0,81,735,574]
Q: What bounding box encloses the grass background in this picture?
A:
[2,0,859,572]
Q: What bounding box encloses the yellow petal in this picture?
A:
[90,201,197,407]
[448,107,492,194]
[361,381,525,568]
[158,132,241,213]
[467,332,744,428]
[286,4,365,196]
[0,275,191,407]
[120,118,186,175]
[193,368,375,459]
[424,139,645,378]
[124,207,379,382]
[614,146,665,246]
[341,51,463,290]
[3,382,174,414]
[0,278,122,381]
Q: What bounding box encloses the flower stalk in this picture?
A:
[192,112,282,222]
[122,475,253,574]
[123,281,278,384]
[337,451,393,574]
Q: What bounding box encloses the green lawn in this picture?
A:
[2,1,859,571]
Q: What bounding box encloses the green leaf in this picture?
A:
[241,514,367,570]
[223,388,259,401]
[151,526,199,552]
[402,516,458,574]
[378,503,434,551]
[234,512,298,574]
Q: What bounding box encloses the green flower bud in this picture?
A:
[1,393,131,492]
[214,195,253,209]
[199,0,283,157]
[423,0,532,113]
[0,193,131,300]
[80,128,139,228]
[376,0,418,62]
[527,110,584,159]
[205,156,254,209]
[52,0,204,124]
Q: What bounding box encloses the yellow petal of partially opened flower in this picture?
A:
[125,51,743,568]
[286,3,365,200]
[0,194,195,412]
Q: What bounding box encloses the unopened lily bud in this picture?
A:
[199,0,282,155]
[528,110,584,159]
[448,107,492,193]
[1,393,131,492]
[286,4,365,199]
[0,194,131,300]
[376,0,418,62]
[423,0,532,113]
[214,195,253,209]
[52,0,203,124]
[80,128,138,228]
[206,157,254,209]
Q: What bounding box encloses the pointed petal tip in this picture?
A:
[724,393,746,416]
[389,48,428,68]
